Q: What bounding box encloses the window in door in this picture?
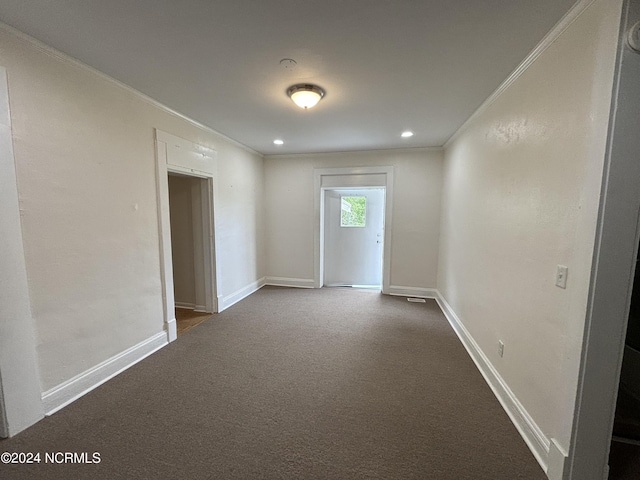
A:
[341,196,366,227]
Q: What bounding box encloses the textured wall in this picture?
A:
[0,28,265,392]
[438,0,622,450]
[264,149,443,289]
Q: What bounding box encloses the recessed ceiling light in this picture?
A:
[273,139,284,145]
[401,131,414,138]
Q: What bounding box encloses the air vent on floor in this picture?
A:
[407,298,426,303]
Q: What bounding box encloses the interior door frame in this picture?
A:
[155,130,219,342]
[313,166,394,293]
[0,66,44,437]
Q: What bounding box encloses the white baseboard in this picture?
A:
[547,438,569,480]
[264,276,315,289]
[42,332,168,415]
[166,317,177,343]
[387,285,438,298]
[175,302,195,310]
[174,302,207,312]
[218,277,266,312]
[435,291,555,477]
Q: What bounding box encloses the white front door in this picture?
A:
[323,188,385,287]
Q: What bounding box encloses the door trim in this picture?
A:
[0,66,44,437]
[313,166,394,293]
[155,130,219,342]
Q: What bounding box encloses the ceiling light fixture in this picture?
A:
[401,131,414,138]
[273,139,284,145]
[287,84,325,109]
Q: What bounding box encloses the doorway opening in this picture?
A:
[314,166,394,293]
[167,172,215,336]
[323,187,385,290]
[609,233,640,474]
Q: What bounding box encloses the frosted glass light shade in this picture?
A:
[287,84,325,109]
[290,90,321,108]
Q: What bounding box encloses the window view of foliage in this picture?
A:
[341,196,366,227]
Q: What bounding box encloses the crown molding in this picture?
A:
[0,21,262,158]
[265,146,443,160]
[443,0,596,149]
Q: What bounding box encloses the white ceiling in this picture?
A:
[0,0,578,155]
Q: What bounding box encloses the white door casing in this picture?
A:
[155,130,219,342]
[314,166,393,293]
[0,66,44,437]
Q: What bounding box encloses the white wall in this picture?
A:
[438,0,622,463]
[0,26,265,397]
[264,149,443,291]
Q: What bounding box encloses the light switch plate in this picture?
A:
[556,265,568,289]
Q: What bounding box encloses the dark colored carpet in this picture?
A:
[0,286,545,479]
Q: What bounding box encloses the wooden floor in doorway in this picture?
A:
[175,308,212,336]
